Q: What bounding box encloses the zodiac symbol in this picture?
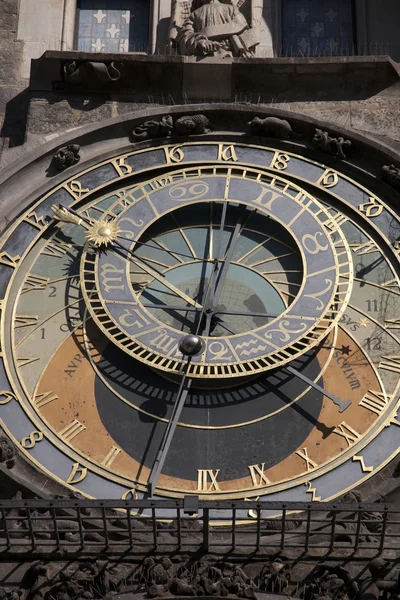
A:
[304,279,333,311]
[302,232,329,255]
[169,181,209,201]
[208,341,231,361]
[118,217,145,239]
[235,339,268,357]
[265,320,307,343]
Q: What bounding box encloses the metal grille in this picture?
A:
[0,499,397,558]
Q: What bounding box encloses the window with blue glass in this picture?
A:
[76,0,150,53]
[282,0,355,56]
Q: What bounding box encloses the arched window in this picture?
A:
[75,0,150,53]
[281,0,356,56]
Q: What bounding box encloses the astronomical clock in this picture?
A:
[1,115,400,517]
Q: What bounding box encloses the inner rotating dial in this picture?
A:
[132,202,298,336]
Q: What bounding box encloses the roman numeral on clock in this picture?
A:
[59,420,86,442]
[333,422,361,447]
[22,274,50,293]
[379,356,400,373]
[248,463,270,487]
[33,390,59,409]
[359,390,389,415]
[295,447,318,471]
[101,446,121,468]
[197,469,220,492]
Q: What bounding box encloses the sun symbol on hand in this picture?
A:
[86,219,121,247]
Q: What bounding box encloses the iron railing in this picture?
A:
[0,499,398,558]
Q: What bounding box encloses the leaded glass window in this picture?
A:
[76,0,150,53]
[282,0,356,56]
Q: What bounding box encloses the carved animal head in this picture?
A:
[53,145,80,171]
[248,117,264,130]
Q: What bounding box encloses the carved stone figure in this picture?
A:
[132,114,211,141]
[312,129,351,160]
[259,559,291,594]
[144,558,258,598]
[63,60,124,84]
[360,558,400,600]
[381,164,400,192]
[302,566,356,600]
[132,116,174,141]
[248,116,302,139]
[53,145,81,171]
[170,0,261,58]
[175,114,211,135]
[0,436,16,469]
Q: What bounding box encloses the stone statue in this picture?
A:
[170,0,261,58]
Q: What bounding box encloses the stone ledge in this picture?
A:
[29,52,400,103]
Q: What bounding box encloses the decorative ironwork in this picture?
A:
[0,498,396,557]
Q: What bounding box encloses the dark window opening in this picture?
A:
[75,0,150,53]
[281,0,356,57]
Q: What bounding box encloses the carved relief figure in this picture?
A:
[170,0,261,58]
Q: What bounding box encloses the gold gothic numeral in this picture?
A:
[21,431,43,449]
[164,145,184,164]
[269,152,290,171]
[22,274,50,293]
[197,469,220,492]
[333,422,361,447]
[379,356,400,374]
[101,446,121,468]
[0,252,20,268]
[0,390,17,405]
[305,482,321,501]
[66,462,88,484]
[42,238,72,258]
[25,212,47,230]
[295,447,318,471]
[359,390,388,415]
[59,420,86,442]
[248,463,270,487]
[14,315,38,328]
[64,180,90,200]
[317,169,339,188]
[112,157,133,177]
[353,455,374,473]
[359,197,383,218]
[121,488,138,500]
[33,391,59,409]
[218,144,238,162]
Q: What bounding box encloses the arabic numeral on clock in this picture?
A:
[41,328,45,340]
[365,336,382,351]
[365,299,378,312]
[48,286,57,298]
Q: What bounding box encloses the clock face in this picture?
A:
[1,140,400,512]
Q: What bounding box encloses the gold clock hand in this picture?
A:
[51,205,203,310]
[122,252,203,310]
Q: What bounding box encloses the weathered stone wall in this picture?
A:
[0,0,25,156]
